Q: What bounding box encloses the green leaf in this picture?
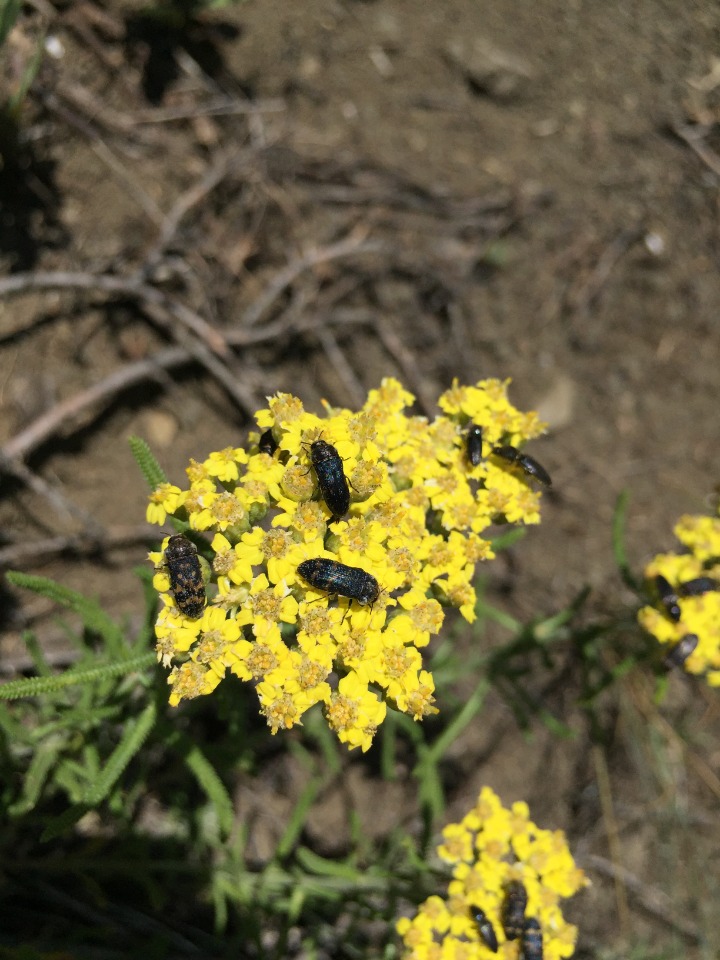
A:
[423,678,490,765]
[0,0,22,46]
[612,489,640,591]
[128,435,168,491]
[533,586,590,641]
[473,596,520,632]
[274,775,323,859]
[40,803,89,842]
[6,571,125,649]
[7,26,44,114]
[184,744,234,838]
[0,652,156,700]
[295,847,362,881]
[8,735,63,815]
[489,527,526,551]
[83,701,158,806]
[21,630,52,676]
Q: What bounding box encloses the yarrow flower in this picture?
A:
[638,505,720,683]
[397,786,588,960]
[148,378,550,750]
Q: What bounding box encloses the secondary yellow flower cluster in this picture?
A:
[638,508,720,683]
[148,378,549,750]
[397,786,587,960]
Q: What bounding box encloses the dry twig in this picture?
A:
[672,121,720,178]
[239,229,381,327]
[141,144,262,273]
[0,523,158,568]
[43,92,165,224]
[0,309,376,463]
[0,270,230,360]
[374,320,436,415]
[581,853,702,944]
[0,451,104,536]
[314,327,366,409]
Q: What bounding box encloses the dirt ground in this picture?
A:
[2,1,720,956]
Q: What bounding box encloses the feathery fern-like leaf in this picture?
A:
[0,652,156,700]
[128,435,168,491]
[82,700,157,806]
[184,743,234,837]
[6,571,125,648]
[8,737,63,816]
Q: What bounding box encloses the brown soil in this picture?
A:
[2,1,720,956]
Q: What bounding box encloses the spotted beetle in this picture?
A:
[502,880,527,942]
[520,918,543,960]
[164,534,206,619]
[297,558,379,609]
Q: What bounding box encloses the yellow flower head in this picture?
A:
[638,504,720,682]
[148,379,550,749]
[398,787,588,960]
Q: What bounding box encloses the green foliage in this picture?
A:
[82,701,159,807]
[128,434,168,491]
[0,651,156,701]
[0,565,435,957]
[0,481,699,956]
[0,0,22,46]
[0,1,44,121]
[613,489,641,592]
[6,570,127,650]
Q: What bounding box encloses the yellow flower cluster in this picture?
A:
[397,786,587,960]
[638,508,720,683]
[148,378,549,750]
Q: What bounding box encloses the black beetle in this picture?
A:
[521,918,543,960]
[492,445,552,487]
[466,423,484,467]
[502,880,527,942]
[664,633,698,669]
[655,574,681,622]
[164,534,206,619]
[297,558,379,608]
[679,577,718,597]
[309,439,350,523]
[258,428,278,456]
[474,908,498,953]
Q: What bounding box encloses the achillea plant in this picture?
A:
[146,378,550,750]
[397,786,588,960]
[638,507,720,682]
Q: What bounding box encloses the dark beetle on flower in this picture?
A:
[298,558,379,608]
[679,576,718,597]
[308,439,350,523]
[502,880,527,941]
[164,534,206,619]
[664,632,698,669]
[258,428,278,456]
[465,423,484,466]
[654,574,681,622]
[474,908,498,953]
[492,445,552,487]
[521,917,543,960]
